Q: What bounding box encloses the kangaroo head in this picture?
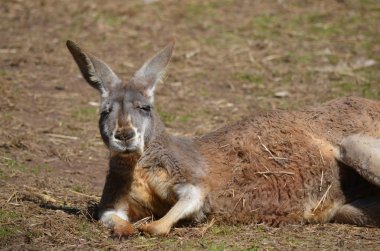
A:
[67,40,174,154]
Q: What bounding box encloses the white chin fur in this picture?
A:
[109,139,127,152]
[109,137,144,153]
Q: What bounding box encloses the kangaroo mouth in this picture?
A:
[109,137,143,154]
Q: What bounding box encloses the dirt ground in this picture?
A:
[1,0,380,250]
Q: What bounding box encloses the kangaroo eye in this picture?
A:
[138,105,151,112]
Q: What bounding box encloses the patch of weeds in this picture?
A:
[210,225,235,236]
[232,72,264,85]
[191,72,207,81]
[207,241,226,251]
[337,82,354,92]
[202,37,218,46]
[97,12,123,27]
[178,114,192,123]
[157,106,176,125]
[71,184,89,194]
[72,107,98,122]
[199,87,212,97]
[0,210,22,241]
[234,95,246,105]
[0,226,19,241]
[310,23,341,37]
[80,142,92,151]
[360,0,378,4]
[65,10,89,36]
[0,70,8,77]
[1,113,15,123]
[185,3,207,18]
[76,218,99,239]
[2,158,26,173]
[360,83,380,99]
[253,14,277,29]
[334,79,380,99]
[289,13,341,38]
[184,0,234,31]
[31,164,52,175]
[0,210,20,222]
[132,236,159,248]
[156,238,179,249]
[185,0,231,19]
[286,52,314,64]
[249,14,280,39]
[246,245,261,251]
[286,236,305,246]
[326,54,341,65]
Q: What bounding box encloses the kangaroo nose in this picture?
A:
[114,129,135,141]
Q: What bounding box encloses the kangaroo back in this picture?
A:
[197,97,380,226]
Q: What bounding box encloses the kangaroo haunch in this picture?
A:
[67,40,380,236]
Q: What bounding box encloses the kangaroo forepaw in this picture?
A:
[138,221,171,236]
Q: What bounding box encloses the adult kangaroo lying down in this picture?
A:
[67,40,380,237]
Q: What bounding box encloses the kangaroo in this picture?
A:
[67,40,380,237]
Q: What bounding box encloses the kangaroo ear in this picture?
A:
[133,40,175,102]
[66,40,121,96]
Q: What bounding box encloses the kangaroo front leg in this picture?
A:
[139,184,206,235]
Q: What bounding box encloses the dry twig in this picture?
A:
[313,184,332,213]
[257,136,288,164]
[46,133,79,140]
[69,189,100,200]
[255,170,295,175]
[200,218,216,237]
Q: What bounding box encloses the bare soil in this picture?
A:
[1,0,380,250]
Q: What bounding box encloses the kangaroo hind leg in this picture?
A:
[333,196,380,227]
[339,134,380,187]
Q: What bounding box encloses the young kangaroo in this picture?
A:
[67,40,380,236]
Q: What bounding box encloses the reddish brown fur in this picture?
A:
[198,97,380,225]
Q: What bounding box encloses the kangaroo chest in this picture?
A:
[126,165,176,221]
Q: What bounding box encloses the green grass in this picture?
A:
[2,158,26,173]
[0,210,22,241]
[210,225,235,236]
[288,52,314,64]
[76,218,101,239]
[157,106,176,125]
[185,0,233,19]
[207,241,227,251]
[178,114,192,123]
[96,12,123,27]
[71,183,90,194]
[251,14,280,39]
[335,78,380,100]
[31,164,52,175]
[1,157,52,176]
[72,107,98,122]
[0,210,20,222]
[157,107,192,125]
[0,226,18,241]
[0,70,8,77]
[232,72,264,85]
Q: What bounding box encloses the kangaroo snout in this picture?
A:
[114,128,136,142]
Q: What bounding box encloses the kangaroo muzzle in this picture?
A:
[114,128,136,142]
